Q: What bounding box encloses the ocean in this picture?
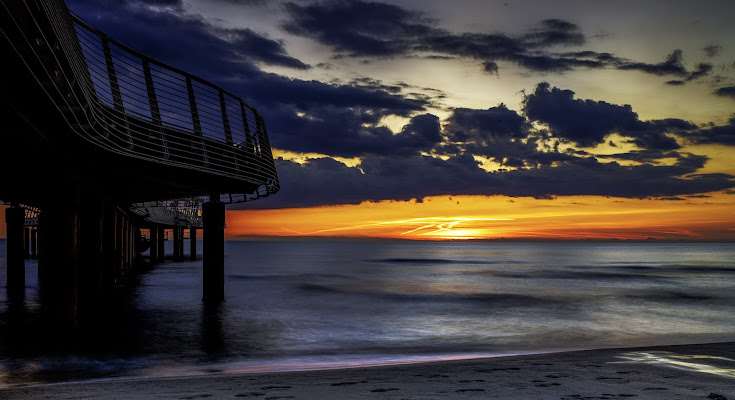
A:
[1,240,734,386]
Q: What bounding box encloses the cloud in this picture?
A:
[715,86,735,99]
[686,117,735,146]
[283,0,434,57]
[262,108,441,157]
[240,150,734,209]
[703,44,722,58]
[68,0,309,72]
[440,105,569,167]
[616,50,712,81]
[282,1,711,80]
[522,83,690,149]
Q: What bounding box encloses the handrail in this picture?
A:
[0,0,279,205]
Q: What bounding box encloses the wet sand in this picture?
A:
[2,342,734,399]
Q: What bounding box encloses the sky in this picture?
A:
[8,0,735,241]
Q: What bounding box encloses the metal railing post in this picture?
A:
[219,91,233,146]
[186,77,202,136]
[101,38,124,112]
[142,59,161,126]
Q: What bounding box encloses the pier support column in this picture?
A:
[173,226,182,261]
[5,206,26,297]
[102,202,117,289]
[30,227,37,259]
[78,193,104,319]
[178,227,185,260]
[38,193,80,325]
[24,227,30,259]
[190,227,197,261]
[202,198,224,302]
[150,226,158,265]
[157,227,165,263]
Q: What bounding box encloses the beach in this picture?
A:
[2,342,733,399]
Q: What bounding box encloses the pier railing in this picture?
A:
[1,0,279,204]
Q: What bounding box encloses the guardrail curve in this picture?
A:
[0,0,279,205]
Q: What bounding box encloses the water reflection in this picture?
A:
[201,302,227,357]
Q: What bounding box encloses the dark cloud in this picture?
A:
[440,105,569,167]
[703,44,722,58]
[667,80,685,86]
[522,83,690,149]
[283,0,434,57]
[68,0,309,72]
[686,117,735,146]
[260,105,440,157]
[617,49,688,76]
[242,151,734,209]
[715,86,735,99]
[282,1,711,80]
[522,19,585,47]
[482,61,499,76]
[616,50,712,82]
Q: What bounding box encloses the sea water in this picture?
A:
[0,241,734,385]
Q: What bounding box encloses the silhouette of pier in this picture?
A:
[0,0,279,324]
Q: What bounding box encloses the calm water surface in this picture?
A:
[0,241,734,385]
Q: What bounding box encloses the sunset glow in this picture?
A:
[227,192,735,241]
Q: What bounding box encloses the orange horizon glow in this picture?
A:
[225,192,735,241]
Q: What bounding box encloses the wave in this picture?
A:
[369,258,523,265]
[297,283,552,305]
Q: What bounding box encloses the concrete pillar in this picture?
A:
[5,206,26,297]
[102,202,117,289]
[190,227,197,261]
[150,226,158,265]
[179,228,185,260]
[173,226,181,261]
[115,211,123,283]
[157,227,165,263]
[202,199,225,302]
[78,193,104,318]
[38,194,80,325]
[24,227,30,259]
[129,223,136,272]
[30,228,38,259]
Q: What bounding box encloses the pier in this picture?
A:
[0,0,279,323]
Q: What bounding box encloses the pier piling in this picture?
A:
[38,194,80,325]
[202,197,225,302]
[190,227,197,261]
[150,226,158,265]
[5,206,26,297]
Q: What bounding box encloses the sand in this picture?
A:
[1,342,734,399]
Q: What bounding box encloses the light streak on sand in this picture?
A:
[617,352,735,380]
